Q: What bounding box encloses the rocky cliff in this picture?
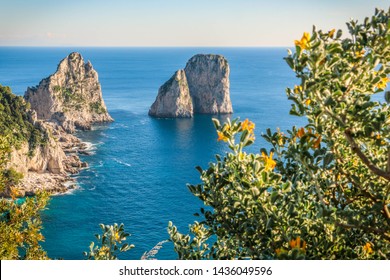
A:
[149,54,232,118]
[184,54,232,114]
[9,126,65,176]
[4,115,88,197]
[0,51,112,198]
[149,70,193,118]
[24,52,113,133]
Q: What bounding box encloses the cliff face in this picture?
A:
[184,54,232,114]
[24,52,113,133]
[9,129,65,176]
[4,117,88,197]
[149,54,232,118]
[149,70,193,118]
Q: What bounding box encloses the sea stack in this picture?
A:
[25,52,113,133]
[184,54,232,114]
[148,70,193,118]
[149,54,232,118]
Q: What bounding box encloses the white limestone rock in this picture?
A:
[24,52,113,133]
[149,70,193,118]
[184,54,232,114]
[149,54,232,118]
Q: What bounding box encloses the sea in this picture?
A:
[0,47,306,259]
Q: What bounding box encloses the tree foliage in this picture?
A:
[0,192,49,259]
[0,135,49,259]
[0,87,49,260]
[169,7,390,259]
[0,85,47,154]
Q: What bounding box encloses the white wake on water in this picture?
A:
[113,158,132,167]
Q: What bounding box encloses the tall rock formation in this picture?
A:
[25,52,113,133]
[1,52,113,197]
[149,70,193,118]
[148,54,233,118]
[184,54,232,114]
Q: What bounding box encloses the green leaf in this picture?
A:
[212,118,220,129]
[385,91,390,103]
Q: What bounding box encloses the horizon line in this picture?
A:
[0,45,294,49]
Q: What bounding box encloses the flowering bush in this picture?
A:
[168,7,390,259]
[84,223,134,260]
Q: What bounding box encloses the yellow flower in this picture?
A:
[302,241,307,251]
[193,225,200,234]
[98,246,110,256]
[217,131,228,142]
[293,85,302,94]
[114,232,120,241]
[10,187,20,200]
[289,237,306,250]
[363,242,373,254]
[222,122,231,131]
[296,127,305,138]
[261,152,276,172]
[241,119,255,133]
[277,136,284,146]
[312,135,322,149]
[296,236,301,248]
[295,32,311,50]
[304,99,311,106]
[355,49,365,58]
[376,77,389,90]
[328,29,336,37]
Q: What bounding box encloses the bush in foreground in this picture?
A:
[168,7,390,259]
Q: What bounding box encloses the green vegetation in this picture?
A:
[52,84,87,107]
[2,8,389,260]
[84,223,134,260]
[0,85,47,154]
[168,8,390,259]
[0,135,49,259]
[89,101,107,114]
[52,85,62,93]
[0,86,49,259]
[62,87,85,105]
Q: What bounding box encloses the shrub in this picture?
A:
[168,7,390,259]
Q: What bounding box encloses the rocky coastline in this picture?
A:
[5,122,88,197]
[1,52,112,198]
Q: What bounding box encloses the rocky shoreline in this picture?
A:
[1,52,113,198]
[4,123,91,198]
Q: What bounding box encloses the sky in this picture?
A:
[0,0,388,47]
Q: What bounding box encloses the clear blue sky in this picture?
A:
[0,0,388,46]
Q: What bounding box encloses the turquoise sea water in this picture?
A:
[0,47,305,259]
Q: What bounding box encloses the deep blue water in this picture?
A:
[0,47,305,259]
